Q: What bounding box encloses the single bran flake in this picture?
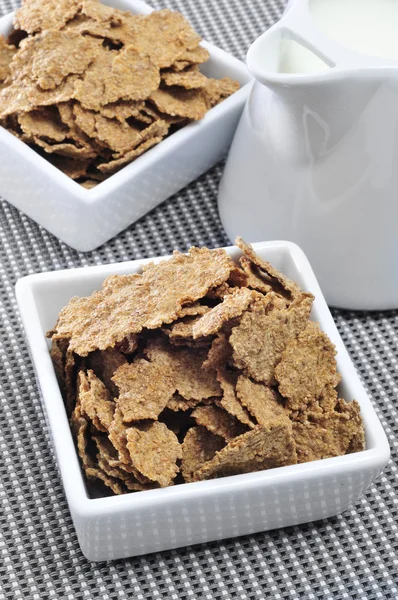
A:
[191,404,246,441]
[292,397,365,462]
[194,424,297,481]
[126,421,182,487]
[78,369,115,433]
[230,293,313,385]
[236,375,290,428]
[192,287,258,339]
[275,321,341,412]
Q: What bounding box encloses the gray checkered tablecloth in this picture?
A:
[1,0,398,598]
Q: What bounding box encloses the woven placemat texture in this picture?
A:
[1,0,398,598]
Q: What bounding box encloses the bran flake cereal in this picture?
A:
[181,426,225,483]
[53,247,235,356]
[18,106,69,141]
[113,357,175,422]
[176,45,210,65]
[129,9,201,69]
[275,321,341,412]
[292,396,365,463]
[86,347,128,396]
[166,394,203,412]
[0,1,240,187]
[162,69,208,90]
[11,30,102,90]
[236,375,290,428]
[149,86,208,121]
[144,337,221,401]
[230,293,314,385]
[216,367,255,429]
[192,287,259,339]
[191,404,246,441]
[49,240,366,497]
[0,37,16,83]
[235,237,302,302]
[108,406,133,465]
[14,0,81,34]
[78,369,115,433]
[70,401,94,471]
[202,331,232,371]
[194,424,297,481]
[126,422,182,487]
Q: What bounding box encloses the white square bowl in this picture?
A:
[0,0,252,252]
[15,241,390,561]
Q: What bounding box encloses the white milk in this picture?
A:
[279,0,398,74]
[279,39,330,73]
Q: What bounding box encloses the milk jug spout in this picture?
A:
[246,0,398,89]
[246,23,332,89]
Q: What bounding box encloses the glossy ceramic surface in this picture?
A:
[0,0,252,252]
[15,241,390,561]
[218,0,398,309]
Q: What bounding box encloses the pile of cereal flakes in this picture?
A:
[0,0,240,188]
[48,239,365,496]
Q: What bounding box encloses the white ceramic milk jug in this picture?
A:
[218,0,398,310]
